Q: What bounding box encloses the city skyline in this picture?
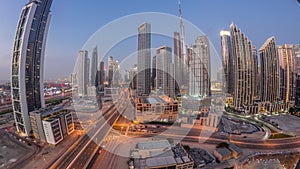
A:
[2,1,300,169]
[0,1,300,80]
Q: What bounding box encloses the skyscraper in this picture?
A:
[11,0,53,135]
[168,63,176,98]
[99,61,105,85]
[259,37,279,103]
[90,46,98,87]
[230,23,256,111]
[152,55,156,89]
[278,44,296,104]
[156,46,174,97]
[252,46,260,99]
[137,22,151,96]
[294,45,300,75]
[188,36,211,98]
[295,45,300,108]
[77,50,89,96]
[174,32,182,91]
[296,75,300,109]
[178,0,188,87]
[220,30,234,95]
[108,56,114,86]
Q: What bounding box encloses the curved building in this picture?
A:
[259,37,280,103]
[230,23,256,112]
[11,0,53,135]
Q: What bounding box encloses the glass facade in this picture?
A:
[11,0,53,135]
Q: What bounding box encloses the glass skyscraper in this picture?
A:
[188,36,211,98]
[137,22,151,96]
[220,30,234,95]
[11,0,53,135]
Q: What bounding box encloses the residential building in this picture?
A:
[11,0,53,135]
[151,55,156,89]
[220,30,234,95]
[278,44,296,106]
[137,22,151,96]
[77,50,89,96]
[156,46,175,98]
[230,23,256,113]
[188,36,211,98]
[90,46,98,87]
[259,37,280,103]
[29,108,74,145]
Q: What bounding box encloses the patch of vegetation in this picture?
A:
[269,133,292,139]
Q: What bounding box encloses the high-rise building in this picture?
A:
[230,23,256,111]
[108,56,114,86]
[99,61,105,85]
[294,45,300,75]
[278,44,296,104]
[296,75,300,109]
[188,36,211,98]
[152,55,156,89]
[130,64,138,90]
[11,0,53,135]
[107,56,120,87]
[90,46,98,87]
[137,23,151,96]
[178,0,188,86]
[77,50,89,96]
[70,73,76,86]
[220,30,234,95]
[174,32,182,91]
[252,47,260,99]
[168,63,176,98]
[259,37,280,103]
[112,60,120,87]
[156,46,174,98]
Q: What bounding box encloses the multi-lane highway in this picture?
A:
[49,89,128,169]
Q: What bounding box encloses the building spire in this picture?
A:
[178,0,187,66]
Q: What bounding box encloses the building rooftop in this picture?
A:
[146,97,160,104]
[137,140,170,150]
[216,147,231,156]
[145,156,176,167]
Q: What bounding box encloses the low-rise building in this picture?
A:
[214,143,243,162]
[131,140,194,169]
[135,96,178,123]
[214,147,231,162]
[29,108,75,145]
[181,108,220,131]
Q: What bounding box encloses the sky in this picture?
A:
[0,0,299,81]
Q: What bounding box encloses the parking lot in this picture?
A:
[220,116,260,135]
[0,130,31,168]
[269,114,300,136]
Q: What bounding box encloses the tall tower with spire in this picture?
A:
[178,0,188,86]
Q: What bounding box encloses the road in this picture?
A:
[49,105,117,169]
[50,89,129,169]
